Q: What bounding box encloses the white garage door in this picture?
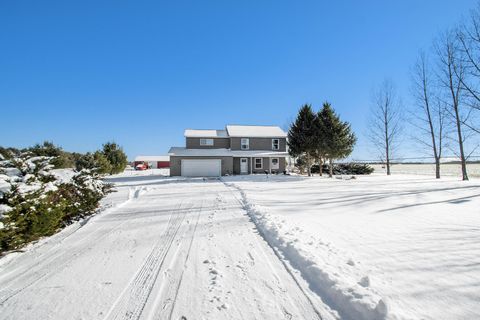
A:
[181,159,221,177]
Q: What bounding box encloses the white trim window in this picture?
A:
[200,138,214,146]
[272,138,280,150]
[254,158,263,169]
[241,138,250,150]
[271,158,279,169]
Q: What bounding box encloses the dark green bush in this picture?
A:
[0,155,112,253]
[102,142,128,174]
[310,163,374,175]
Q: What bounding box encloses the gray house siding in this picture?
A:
[278,157,286,173]
[170,156,233,176]
[233,157,251,175]
[251,157,269,174]
[230,137,287,151]
[233,156,286,174]
[186,137,230,149]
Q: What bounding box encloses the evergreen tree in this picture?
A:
[288,104,317,176]
[312,110,327,176]
[27,141,74,168]
[75,152,96,171]
[318,102,356,177]
[93,151,113,174]
[75,151,112,174]
[102,142,128,174]
[0,146,20,159]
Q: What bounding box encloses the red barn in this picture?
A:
[134,156,170,169]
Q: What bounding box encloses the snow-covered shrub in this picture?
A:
[75,151,113,175]
[310,163,374,175]
[26,141,75,169]
[0,153,112,252]
[102,142,128,174]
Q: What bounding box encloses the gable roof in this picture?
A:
[168,147,232,156]
[184,129,229,138]
[226,125,287,138]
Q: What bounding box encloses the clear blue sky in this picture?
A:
[0,1,475,160]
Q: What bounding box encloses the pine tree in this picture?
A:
[27,141,74,169]
[288,104,317,176]
[318,102,356,177]
[313,110,327,176]
[75,151,112,174]
[102,142,128,174]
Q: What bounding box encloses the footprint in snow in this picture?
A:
[358,276,370,287]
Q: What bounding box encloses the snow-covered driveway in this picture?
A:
[0,175,332,320]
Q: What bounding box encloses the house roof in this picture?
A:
[168,147,288,158]
[134,155,170,162]
[225,125,287,138]
[168,147,232,157]
[184,129,229,138]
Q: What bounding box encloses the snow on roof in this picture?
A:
[168,147,232,157]
[184,129,229,138]
[134,155,170,162]
[168,147,288,157]
[226,125,287,138]
[231,150,289,157]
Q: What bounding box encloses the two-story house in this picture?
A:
[168,125,288,176]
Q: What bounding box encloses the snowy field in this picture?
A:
[371,163,480,177]
[0,169,479,320]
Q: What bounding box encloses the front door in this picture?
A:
[240,158,248,174]
[271,158,279,170]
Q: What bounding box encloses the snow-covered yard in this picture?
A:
[370,163,480,177]
[0,170,479,320]
[225,174,480,320]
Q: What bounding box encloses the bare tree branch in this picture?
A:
[367,79,403,175]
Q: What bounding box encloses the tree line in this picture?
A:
[368,4,480,180]
[288,102,357,177]
[0,141,128,175]
[0,146,121,252]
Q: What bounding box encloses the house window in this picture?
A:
[255,158,263,169]
[200,138,214,146]
[241,138,249,150]
[272,139,280,150]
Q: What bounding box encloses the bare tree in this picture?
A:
[456,5,480,134]
[457,6,480,108]
[435,31,469,180]
[368,79,403,175]
[411,51,447,178]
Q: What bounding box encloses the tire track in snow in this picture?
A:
[155,199,203,320]
[0,186,142,284]
[0,186,147,305]
[221,180,325,320]
[103,200,195,320]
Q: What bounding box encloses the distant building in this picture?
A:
[134,155,170,169]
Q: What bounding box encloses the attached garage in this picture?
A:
[181,159,221,177]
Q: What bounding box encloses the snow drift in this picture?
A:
[225,182,389,320]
